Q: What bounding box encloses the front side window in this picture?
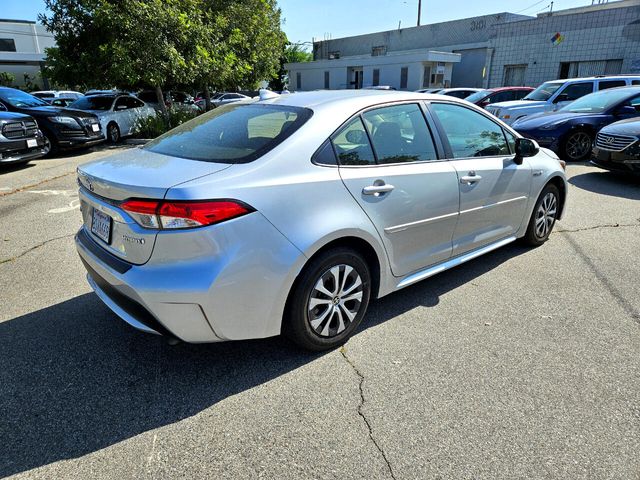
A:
[145,104,312,164]
[431,103,509,159]
[0,38,16,52]
[70,95,115,111]
[555,82,593,102]
[362,103,437,164]
[331,117,376,166]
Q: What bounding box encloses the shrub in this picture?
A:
[133,107,201,139]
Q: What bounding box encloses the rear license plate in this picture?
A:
[91,208,112,244]
[91,124,100,132]
[26,139,37,148]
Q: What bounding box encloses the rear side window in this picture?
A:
[598,80,626,90]
[431,103,509,159]
[331,117,376,166]
[362,103,437,164]
[144,104,312,163]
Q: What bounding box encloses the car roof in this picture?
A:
[545,75,640,85]
[254,89,467,112]
[488,86,533,91]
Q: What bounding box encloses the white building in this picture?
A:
[285,48,461,91]
[0,19,55,88]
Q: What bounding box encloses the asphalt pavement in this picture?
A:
[1,148,639,479]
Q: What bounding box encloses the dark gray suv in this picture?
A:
[0,111,49,165]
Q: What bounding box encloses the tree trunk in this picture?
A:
[155,85,169,122]
[204,85,212,111]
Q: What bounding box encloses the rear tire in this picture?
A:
[521,183,560,246]
[284,248,371,351]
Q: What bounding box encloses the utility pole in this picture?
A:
[417,0,422,26]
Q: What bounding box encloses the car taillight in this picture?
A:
[121,199,254,230]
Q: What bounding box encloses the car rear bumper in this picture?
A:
[75,211,305,343]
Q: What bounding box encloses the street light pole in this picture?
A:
[417,0,422,26]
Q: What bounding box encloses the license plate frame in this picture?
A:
[26,138,38,148]
[91,208,112,244]
[91,124,100,132]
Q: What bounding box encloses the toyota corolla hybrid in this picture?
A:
[75,90,567,350]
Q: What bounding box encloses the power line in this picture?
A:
[514,0,548,14]
[0,28,54,39]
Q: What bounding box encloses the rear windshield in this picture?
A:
[144,103,313,163]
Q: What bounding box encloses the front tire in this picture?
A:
[521,183,560,246]
[562,130,593,161]
[284,248,371,351]
[107,122,121,143]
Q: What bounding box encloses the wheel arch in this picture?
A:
[546,174,567,220]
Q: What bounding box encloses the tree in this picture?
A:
[195,0,286,110]
[0,72,15,87]
[40,0,206,117]
[272,43,312,91]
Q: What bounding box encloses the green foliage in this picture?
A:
[272,43,312,91]
[133,107,201,139]
[0,72,15,87]
[40,0,287,95]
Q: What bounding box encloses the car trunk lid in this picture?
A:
[77,148,232,264]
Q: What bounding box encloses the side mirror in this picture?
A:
[514,137,539,164]
[615,105,637,116]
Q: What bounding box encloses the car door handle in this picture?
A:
[460,174,482,185]
[362,184,395,195]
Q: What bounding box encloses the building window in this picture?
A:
[372,45,387,56]
[559,59,623,79]
[400,67,408,89]
[503,64,527,86]
[328,51,340,60]
[373,69,380,87]
[296,72,302,90]
[0,39,17,52]
[324,71,330,89]
[422,66,431,88]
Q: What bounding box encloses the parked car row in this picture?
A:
[439,75,640,172]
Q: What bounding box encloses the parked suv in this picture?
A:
[486,75,640,125]
[0,87,104,152]
[0,111,49,165]
[591,117,640,174]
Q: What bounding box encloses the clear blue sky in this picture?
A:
[3,0,597,44]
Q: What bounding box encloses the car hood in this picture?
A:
[514,112,600,129]
[489,100,546,111]
[77,147,233,201]
[599,117,640,137]
[13,105,98,119]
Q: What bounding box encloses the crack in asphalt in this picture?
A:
[556,222,640,233]
[561,231,640,327]
[0,233,76,265]
[0,171,76,198]
[340,346,398,480]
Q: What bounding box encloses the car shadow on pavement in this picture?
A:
[569,171,640,200]
[0,244,527,477]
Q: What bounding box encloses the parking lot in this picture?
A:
[1,148,639,479]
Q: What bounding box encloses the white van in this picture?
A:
[486,75,640,125]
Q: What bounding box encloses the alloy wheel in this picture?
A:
[565,132,591,160]
[535,192,557,239]
[307,264,364,337]
[108,124,120,143]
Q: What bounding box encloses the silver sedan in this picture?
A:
[75,90,567,350]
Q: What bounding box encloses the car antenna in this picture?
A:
[259,89,280,101]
